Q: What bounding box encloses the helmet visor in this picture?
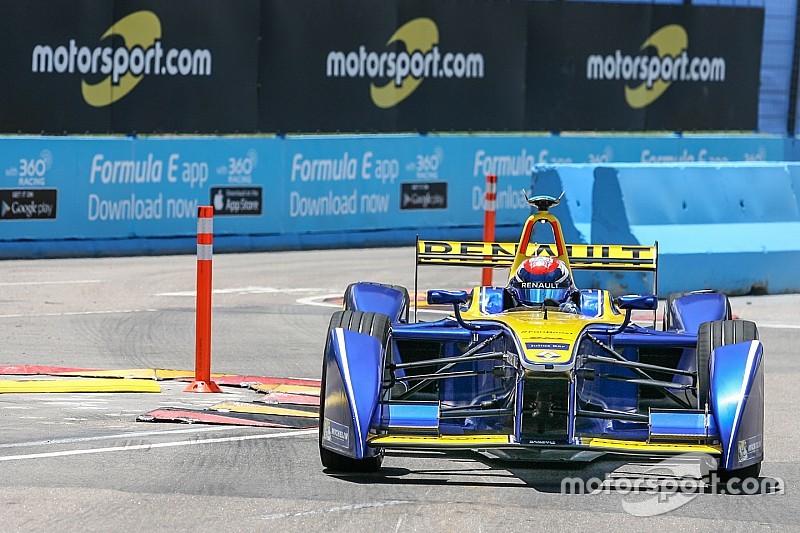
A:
[513,287,571,305]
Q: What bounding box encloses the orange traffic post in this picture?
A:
[185,206,222,393]
[481,174,497,286]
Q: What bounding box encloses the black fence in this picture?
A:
[0,0,763,134]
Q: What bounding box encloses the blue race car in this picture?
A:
[319,193,764,481]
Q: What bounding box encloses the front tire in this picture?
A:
[695,319,758,410]
[319,310,390,472]
[696,319,762,483]
[714,461,762,484]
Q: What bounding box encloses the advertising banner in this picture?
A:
[0,0,764,134]
[0,137,282,240]
[259,0,526,133]
[0,0,260,133]
[3,134,797,297]
[0,133,786,253]
[0,0,114,133]
[281,136,466,233]
[526,4,764,131]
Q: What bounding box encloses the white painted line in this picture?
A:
[0,309,158,319]
[257,501,412,521]
[44,402,107,407]
[158,286,335,297]
[753,321,800,329]
[0,425,262,449]
[0,428,317,461]
[297,294,452,315]
[0,280,103,287]
[296,294,342,309]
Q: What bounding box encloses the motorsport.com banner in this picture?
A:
[525,3,764,131]
[0,0,763,133]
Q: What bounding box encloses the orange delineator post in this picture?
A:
[185,206,222,393]
[481,174,498,286]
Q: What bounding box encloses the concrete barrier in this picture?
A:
[533,163,800,295]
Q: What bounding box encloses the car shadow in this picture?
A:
[328,450,783,496]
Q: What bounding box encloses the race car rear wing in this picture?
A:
[414,239,659,320]
[416,239,658,272]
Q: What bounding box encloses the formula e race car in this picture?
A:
[319,193,764,480]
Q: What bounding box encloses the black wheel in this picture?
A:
[695,319,758,409]
[319,310,390,472]
[343,282,410,323]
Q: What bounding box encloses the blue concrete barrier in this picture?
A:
[533,163,800,295]
[1,134,798,295]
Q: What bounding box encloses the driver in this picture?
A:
[506,256,579,312]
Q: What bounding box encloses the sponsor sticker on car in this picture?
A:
[323,418,350,449]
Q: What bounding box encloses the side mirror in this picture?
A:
[427,289,469,306]
[616,294,658,311]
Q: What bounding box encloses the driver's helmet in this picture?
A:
[508,256,575,305]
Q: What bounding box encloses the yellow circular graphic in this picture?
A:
[370,18,439,109]
[624,25,688,109]
[81,11,161,108]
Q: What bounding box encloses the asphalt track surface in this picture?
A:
[0,248,797,532]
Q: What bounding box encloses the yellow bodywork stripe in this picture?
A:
[367,434,721,454]
[368,434,512,447]
[583,438,722,454]
[0,378,161,393]
[210,401,318,418]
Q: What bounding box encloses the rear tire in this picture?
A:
[695,319,758,409]
[662,292,687,331]
[664,291,731,331]
[319,310,390,472]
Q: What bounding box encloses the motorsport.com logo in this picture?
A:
[327,45,485,88]
[585,24,725,109]
[32,39,211,84]
[29,11,211,107]
[325,18,484,108]
[586,49,725,88]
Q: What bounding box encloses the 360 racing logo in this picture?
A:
[585,25,725,109]
[326,18,485,108]
[30,11,212,107]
